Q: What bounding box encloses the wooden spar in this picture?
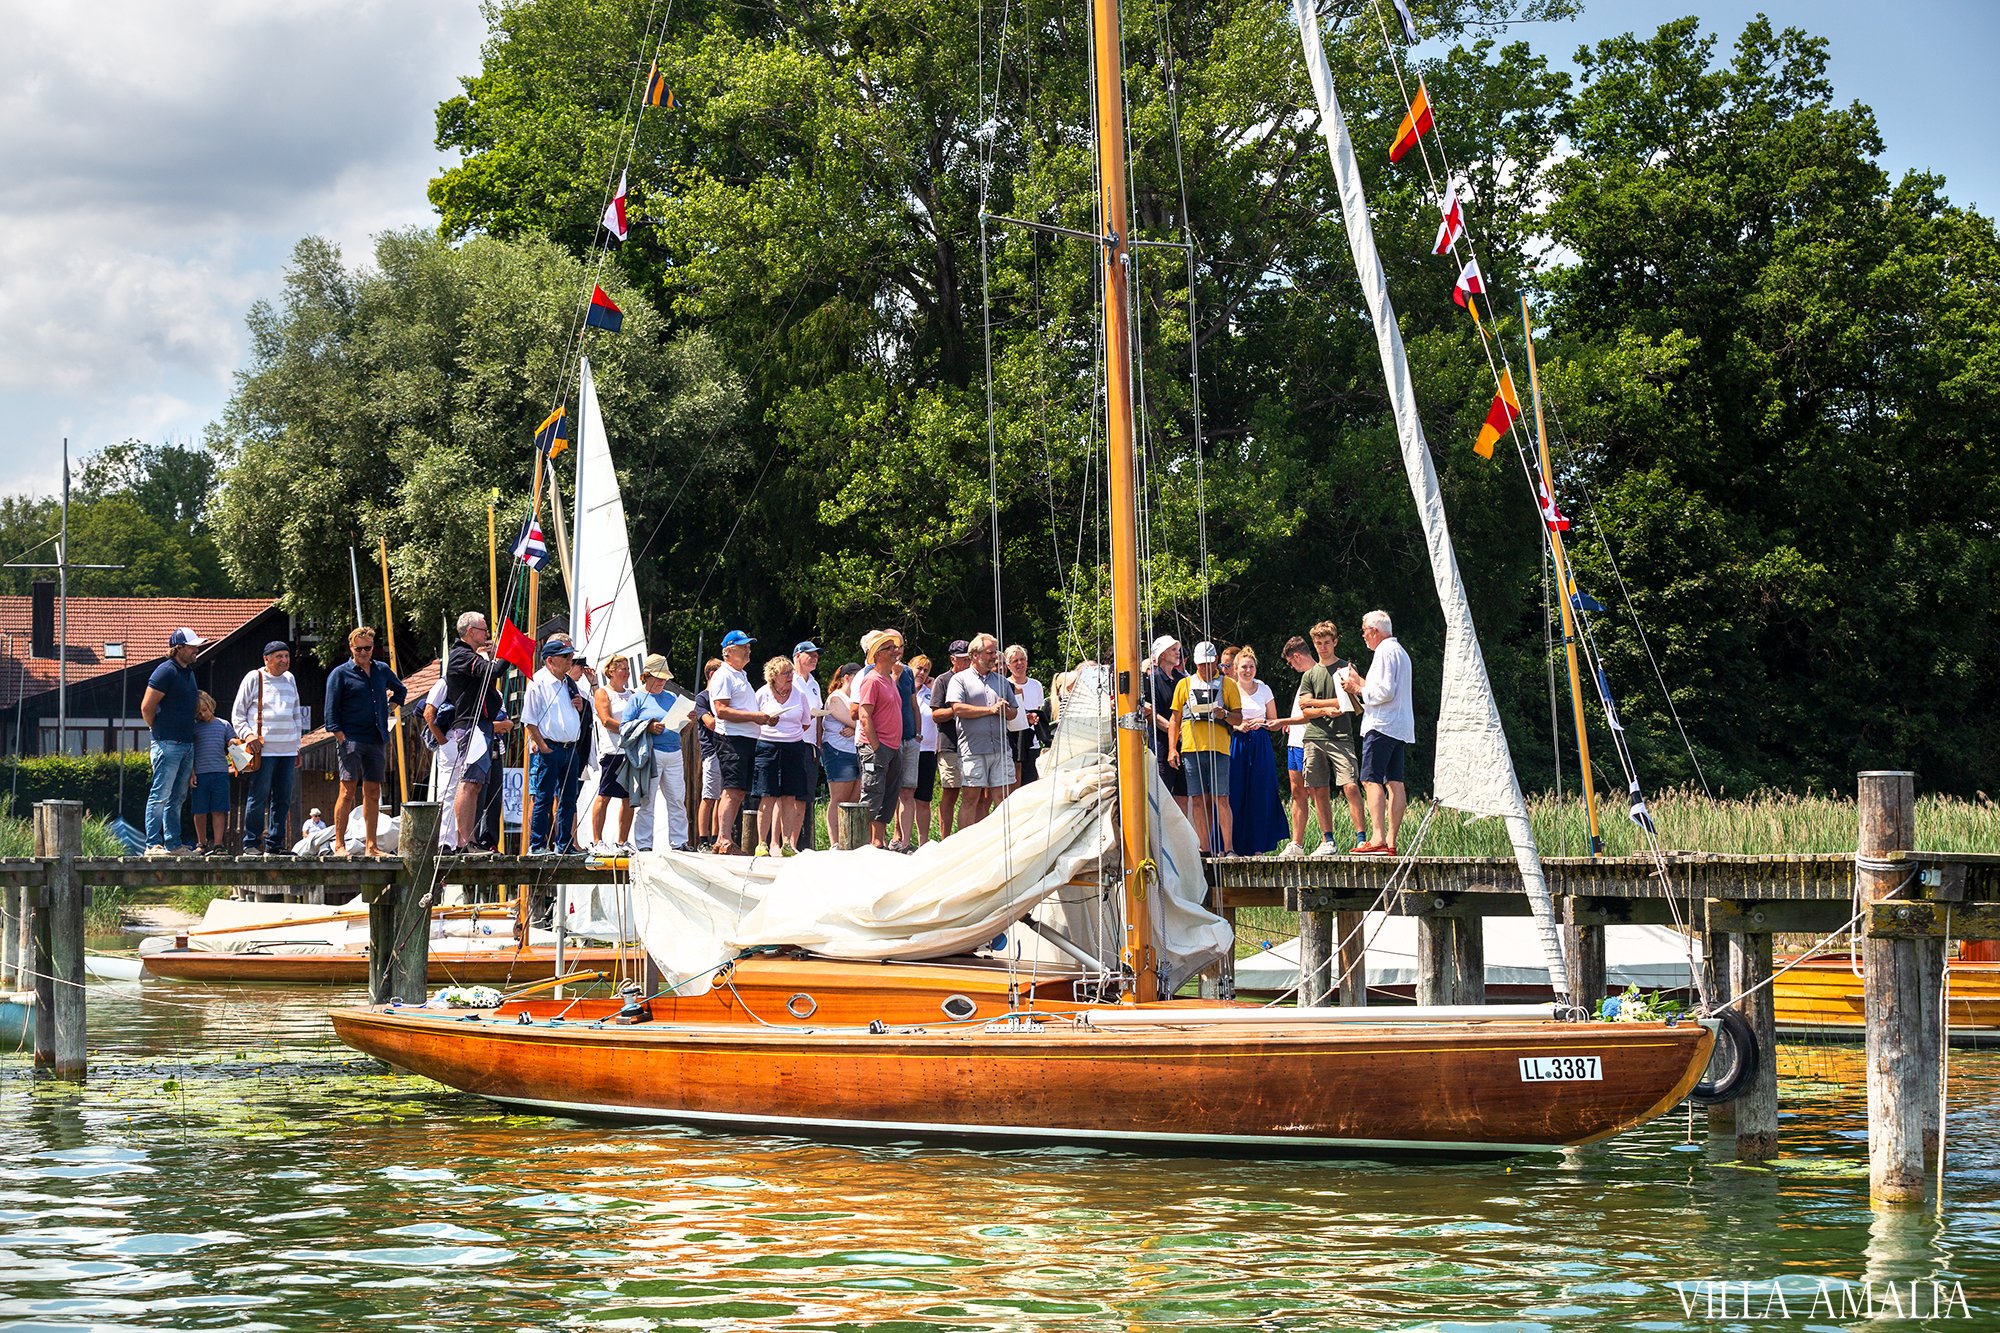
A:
[517,453,546,937]
[487,488,499,639]
[1519,298,1602,856]
[1092,0,1153,1001]
[377,536,411,806]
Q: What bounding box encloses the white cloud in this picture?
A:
[0,0,487,489]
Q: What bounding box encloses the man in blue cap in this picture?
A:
[706,629,775,854]
[522,637,587,853]
[139,626,206,856]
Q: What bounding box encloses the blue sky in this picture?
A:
[0,1,1992,504]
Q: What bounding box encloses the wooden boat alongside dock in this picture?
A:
[1772,949,2000,1042]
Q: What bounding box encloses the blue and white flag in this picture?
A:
[1570,588,1606,614]
[1391,0,1419,43]
[513,515,549,570]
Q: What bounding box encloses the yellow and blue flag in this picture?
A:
[534,406,568,457]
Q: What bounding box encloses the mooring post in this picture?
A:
[1334,909,1365,1006]
[1298,908,1334,1005]
[384,802,441,1005]
[1727,930,1779,1161]
[1860,769,1936,1205]
[1561,901,1605,1013]
[1415,916,1454,1005]
[31,800,86,1079]
[836,802,868,851]
[1,882,20,988]
[1452,916,1485,1006]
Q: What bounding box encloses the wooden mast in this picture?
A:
[1519,298,1602,855]
[377,535,411,806]
[1091,0,1154,999]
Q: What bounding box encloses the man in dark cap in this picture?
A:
[231,640,304,855]
[523,638,585,853]
[929,638,973,837]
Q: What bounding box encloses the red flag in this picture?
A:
[1452,259,1485,310]
[1537,478,1571,532]
[1432,183,1464,255]
[601,170,628,243]
[1474,369,1521,459]
[497,618,535,676]
[1389,82,1433,163]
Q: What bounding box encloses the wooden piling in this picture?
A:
[370,802,440,1005]
[1726,930,1779,1161]
[1452,916,1485,1006]
[1561,902,1605,1012]
[1299,909,1334,1005]
[2,883,21,988]
[31,800,86,1078]
[1859,769,1936,1205]
[1704,928,1735,1135]
[1335,909,1366,1007]
[1415,916,1454,1006]
[836,802,868,851]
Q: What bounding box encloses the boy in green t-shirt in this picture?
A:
[1169,641,1242,854]
[1297,619,1366,855]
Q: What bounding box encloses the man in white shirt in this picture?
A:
[1342,609,1415,854]
[231,641,304,856]
[707,630,776,855]
[523,638,588,853]
[792,640,824,815]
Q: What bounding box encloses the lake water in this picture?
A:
[3,979,1997,1331]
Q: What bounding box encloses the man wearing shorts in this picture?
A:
[691,658,722,850]
[1297,619,1366,856]
[929,639,973,836]
[1168,641,1241,854]
[854,629,906,848]
[1272,635,1315,857]
[1343,609,1415,854]
[707,632,771,855]
[946,634,1017,826]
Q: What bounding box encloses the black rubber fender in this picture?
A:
[1688,1009,1758,1105]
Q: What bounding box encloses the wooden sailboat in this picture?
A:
[1771,943,2000,1041]
[332,0,1716,1155]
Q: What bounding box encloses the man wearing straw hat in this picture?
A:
[854,629,907,849]
[627,653,689,852]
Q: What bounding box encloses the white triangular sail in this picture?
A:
[570,355,648,674]
[1293,1,1569,999]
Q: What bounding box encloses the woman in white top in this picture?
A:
[908,655,940,847]
[1002,643,1045,790]
[1228,646,1289,855]
[752,657,814,855]
[588,655,637,852]
[819,662,861,850]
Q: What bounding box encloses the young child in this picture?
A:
[190,691,238,856]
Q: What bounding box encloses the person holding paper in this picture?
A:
[1342,609,1415,855]
[1167,641,1242,855]
[1297,619,1366,856]
[627,654,690,852]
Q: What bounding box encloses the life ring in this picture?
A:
[1688,1009,1758,1105]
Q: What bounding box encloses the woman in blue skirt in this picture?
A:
[1226,647,1290,855]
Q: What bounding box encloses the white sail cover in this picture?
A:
[628,667,1232,995]
[570,356,648,674]
[1294,2,1569,999]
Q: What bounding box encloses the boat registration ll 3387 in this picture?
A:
[1519,1056,1602,1082]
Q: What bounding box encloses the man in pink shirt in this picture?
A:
[854,629,905,848]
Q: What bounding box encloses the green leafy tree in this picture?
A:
[208,230,744,662]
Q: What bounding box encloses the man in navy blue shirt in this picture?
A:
[323,626,407,857]
[139,627,206,856]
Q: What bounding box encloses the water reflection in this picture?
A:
[0,980,1995,1330]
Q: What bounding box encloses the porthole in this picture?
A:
[785,992,817,1019]
[941,993,979,1021]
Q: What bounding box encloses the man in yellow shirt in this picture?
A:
[1169,641,1242,854]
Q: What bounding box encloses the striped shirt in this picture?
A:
[231,669,304,758]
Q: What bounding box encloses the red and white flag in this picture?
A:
[1452,258,1485,309]
[1537,478,1571,532]
[601,171,628,243]
[1432,183,1464,256]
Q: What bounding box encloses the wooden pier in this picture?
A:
[2,772,1990,1205]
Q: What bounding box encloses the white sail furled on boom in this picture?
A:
[570,355,648,674]
[1293,1,1569,1001]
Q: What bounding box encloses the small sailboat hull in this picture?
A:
[331,995,1712,1156]
[141,945,634,986]
[1772,956,2000,1042]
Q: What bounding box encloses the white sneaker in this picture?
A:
[1277,841,1304,859]
[589,841,614,857]
[1311,840,1341,857]
[144,845,173,860]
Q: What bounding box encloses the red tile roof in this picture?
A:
[0,596,277,708]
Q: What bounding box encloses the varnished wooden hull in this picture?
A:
[139,946,635,986]
[330,972,1714,1156]
[1773,956,2000,1040]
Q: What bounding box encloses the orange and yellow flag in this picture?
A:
[1474,369,1521,458]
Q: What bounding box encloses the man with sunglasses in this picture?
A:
[324,626,407,857]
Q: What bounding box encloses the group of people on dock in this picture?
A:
[131,608,1413,860]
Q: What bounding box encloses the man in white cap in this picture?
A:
[1141,633,1192,820]
[139,627,207,856]
[1168,641,1242,854]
